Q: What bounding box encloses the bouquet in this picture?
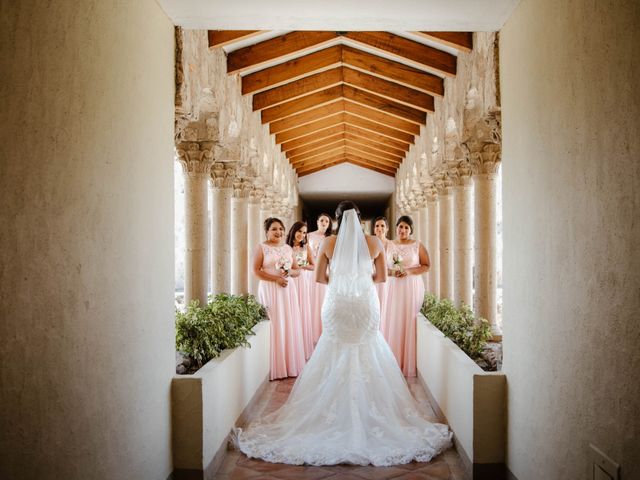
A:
[295,251,308,267]
[276,256,292,275]
[392,252,404,274]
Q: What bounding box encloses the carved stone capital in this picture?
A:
[210,161,236,188]
[470,143,502,175]
[449,160,474,186]
[249,186,264,205]
[176,141,214,176]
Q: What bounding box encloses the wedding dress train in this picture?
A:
[236,210,452,466]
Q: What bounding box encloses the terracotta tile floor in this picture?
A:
[216,377,469,480]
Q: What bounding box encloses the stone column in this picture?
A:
[473,143,501,336]
[437,177,454,301]
[417,196,429,290]
[426,190,440,296]
[247,189,263,296]
[230,180,249,295]
[210,162,234,295]
[176,142,214,307]
[451,164,474,308]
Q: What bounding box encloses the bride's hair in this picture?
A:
[335,200,361,233]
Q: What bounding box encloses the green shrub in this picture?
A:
[175,293,267,369]
[421,293,492,359]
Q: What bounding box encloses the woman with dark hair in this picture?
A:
[373,216,391,333]
[237,201,451,465]
[286,221,315,359]
[252,217,306,380]
[307,212,333,344]
[382,215,431,377]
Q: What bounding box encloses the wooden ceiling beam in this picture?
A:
[343,113,415,144]
[341,45,444,96]
[227,31,338,74]
[279,125,345,152]
[208,30,265,49]
[343,85,426,125]
[255,66,434,112]
[269,100,344,134]
[343,153,399,172]
[344,124,410,152]
[344,132,406,157]
[275,113,345,144]
[413,32,473,53]
[261,85,343,124]
[343,31,457,77]
[253,67,342,110]
[289,141,347,163]
[297,154,395,177]
[298,159,347,177]
[344,153,397,175]
[242,45,343,94]
[290,144,345,168]
[343,101,420,135]
[293,151,346,170]
[342,67,434,112]
[344,143,403,164]
[285,133,345,158]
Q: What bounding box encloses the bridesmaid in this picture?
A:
[252,217,306,380]
[306,213,332,344]
[286,221,315,360]
[383,215,430,377]
[373,216,391,334]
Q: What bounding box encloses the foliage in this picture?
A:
[421,293,492,359]
[175,293,267,370]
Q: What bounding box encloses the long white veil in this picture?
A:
[329,209,372,295]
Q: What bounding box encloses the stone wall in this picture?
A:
[395,32,499,212]
[501,0,640,478]
[176,30,298,218]
[0,1,175,478]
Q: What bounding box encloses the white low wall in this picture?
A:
[416,315,505,466]
[172,320,270,475]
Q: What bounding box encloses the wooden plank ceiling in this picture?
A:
[209,31,473,177]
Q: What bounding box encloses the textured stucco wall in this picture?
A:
[0,1,175,479]
[501,1,640,479]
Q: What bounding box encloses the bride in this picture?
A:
[236,201,452,466]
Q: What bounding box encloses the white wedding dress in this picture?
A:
[236,210,452,466]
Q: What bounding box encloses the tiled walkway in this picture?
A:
[216,377,469,479]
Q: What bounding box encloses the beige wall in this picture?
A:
[501,1,640,479]
[0,1,175,479]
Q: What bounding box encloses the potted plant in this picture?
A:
[171,293,270,478]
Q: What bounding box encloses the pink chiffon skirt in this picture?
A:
[293,270,315,359]
[382,275,425,377]
[258,279,306,380]
[376,281,389,334]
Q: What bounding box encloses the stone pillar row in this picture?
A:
[414,144,501,336]
[178,147,299,302]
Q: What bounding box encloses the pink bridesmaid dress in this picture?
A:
[306,231,326,344]
[258,243,306,380]
[292,245,314,359]
[376,240,390,334]
[383,241,425,377]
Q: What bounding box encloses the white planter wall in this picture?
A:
[172,320,270,475]
[416,315,505,466]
